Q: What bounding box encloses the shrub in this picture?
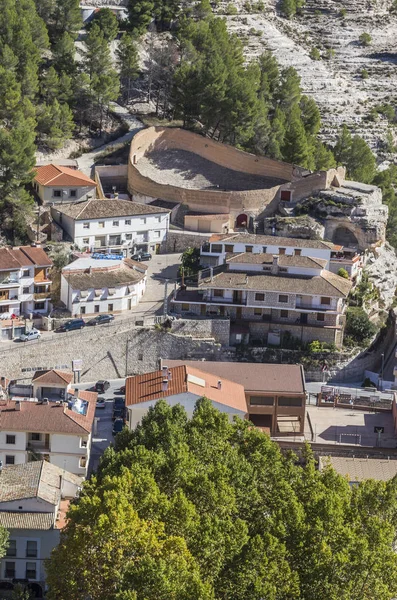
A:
[361,68,369,79]
[310,47,321,60]
[308,340,323,353]
[345,307,377,345]
[226,3,238,14]
[339,7,347,17]
[359,32,372,46]
[337,268,349,279]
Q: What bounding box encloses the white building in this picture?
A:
[125,365,248,430]
[0,390,96,477]
[33,164,97,205]
[0,461,81,597]
[61,256,147,316]
[51,198,170,255]
[0,246,53,341]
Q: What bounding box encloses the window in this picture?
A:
[23,286,30,294]
[79,456,87,468]
[255,293,265,301]
[83,223,90,229]
[181,303,190,311]
[156,216,161,222]
[153,231,161,238]
[94,305,99,313]
[5,562,15,578]
[213,289,224,297]
[22,269,30,277]
[125,234,132,240]
[5,455,15,465]
[108,303,113,312]
[69,189,77,198]
[53,190,62,198]
[245,246,253,253]
[125,219,131,225]
[294,249,302,256]
[279,267,288,273]
[211,244,222,253]
[262,246,267,253]
[262,266,271,271]
[254,308,262,316]
[6,540,16,557]
[83,238,89,245]
[224,245,234,253]
[280,190,292,201]
[280,310,289,318]
[317,312,325,321]
[26,562,36,579]
[278,295,288,303]
[250,396,274,405]
[34,302,45,310]
[6,435,15,445]
[278,397,303,407]
[80,438,88,448]
[26,541,37,558]
[320,297,331,305]
[81,306,86,315]
[98,222,105,228]
[140,217,147,225]
[30,433,41,441]
[112,220,119,227]
[279,248,286,255]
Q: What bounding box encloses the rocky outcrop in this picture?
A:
[365,243,397,309]
[262,215,325,239]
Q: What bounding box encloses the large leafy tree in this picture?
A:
[46,399,397,600]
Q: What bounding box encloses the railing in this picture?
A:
[33,278,51,285]
[27,441,50,451]
[204,297,247,306]
[295,302,332,312]
[34,292,51,300]
[0,278,19,287]
[0,296,19,304]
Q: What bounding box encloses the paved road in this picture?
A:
[74,378,125,475]
[77,103,144,177]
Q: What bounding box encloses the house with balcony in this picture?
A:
[33,163,97,205]
[172,251,352,348]
[0,461,81,598]
[0,390,96,477]
[0,246,53,340]
[60,256,147,316]
[51,198,169,256]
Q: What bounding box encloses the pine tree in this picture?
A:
[128,0,155,35]
[116,33,140,104]
[333,124,352,163]
[52,32,76,75]
[283,106,312,167]
[52,0,82,39]
[88,8,119,41]
[40,66,60,103]
[280,0,296,18]
[313,139,336,170]
[300,95,321,135]
[345,136,376,183]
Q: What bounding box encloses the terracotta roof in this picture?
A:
[209,233,335,250]
[319,456,397,482]
[63,261,146,291]
[0,461,81,504]
[126,365,247,413]
[198,269,352,298]
[226,252,328,269]
[164,361,306,394]
[0,512,55,530]
[0,246,52,270]
[32,370,73,385]
[0,391,96,435]
[53,199,169,220]
[34,164,96,187]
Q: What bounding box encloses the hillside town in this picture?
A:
[1,0,397,598]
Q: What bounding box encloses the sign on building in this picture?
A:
[72,359,83,372]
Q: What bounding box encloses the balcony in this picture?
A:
[295,300,334,312]
[27,440,50,452]
[0,277,19,288]
[34,291,51,300]
[205,296,247,306]
[33,278,52,286]
[0,296,20,305]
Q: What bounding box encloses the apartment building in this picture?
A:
[172,251,352,347]
[0,461,81,597]
[33,163,97,205]
[61,256,147,316]
[51,198,169,256]
[0,246,53,341]
[0,390,96,477]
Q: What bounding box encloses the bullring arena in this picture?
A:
[127,127,346,233]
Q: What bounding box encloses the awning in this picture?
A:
[108,288,116,296]
[94,289,102,297]
[80,291,88,299]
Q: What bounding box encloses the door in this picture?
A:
[236,307,242,319]
[233,291,242,304]
[128,299,132,310]
[200,304,206,316]
[300,313,308,324]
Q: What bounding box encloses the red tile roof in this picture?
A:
[0,246,52,270]
[34,164,96,187]
[126,365,247,413]
[32,370,73,385]
[0,391,96,435]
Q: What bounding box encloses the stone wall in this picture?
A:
[170,318,230,346]
[161,230,210,254]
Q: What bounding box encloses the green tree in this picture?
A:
[313,139,336,170]
[333,124,352,164]
[283,106,312,167]
[0,525,8,558]
[338,267,349,278]
[359,32,372,46]
[88,8,119,41]
[52,32,76,75]
[128,0,155,35]
[310,47,321,60]
[11,583,32,600]
[345,307,377,344]
[36,99,75,149]
[346,135,376,183]
[280,0,297,18]
[52,0,82,39]
[116,33,140,104]
[179,247,200,277]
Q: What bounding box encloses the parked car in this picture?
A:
[96,397,106,409]
[112,418,124,436]
[131,252,152,262]
[118,385,126,395]
[86,315,115,326]
[19,329,41,342]
[57,319,86,332]
[113,396,125,408]
[112,406,125,421]
[95,380,110,393]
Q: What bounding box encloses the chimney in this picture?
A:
[15,400,21,411]
[42,398,49,405]
[162,379,168,392]
[217,380,222,390]
[167,370,172,381]
[162,366,168,377]
[271,255,279,275]
[74,389,79,398]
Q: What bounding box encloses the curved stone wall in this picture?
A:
[127,127,294,215]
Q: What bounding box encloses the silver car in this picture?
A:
[19,329,41,342]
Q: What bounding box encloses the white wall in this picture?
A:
[203,242,332,267]
[37,183,96,205]
[62,276,147,315]
[0,497,54,512]
[50,433,90,476]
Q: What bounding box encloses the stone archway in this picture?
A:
[235,213,248,228]
[332,225,359,247]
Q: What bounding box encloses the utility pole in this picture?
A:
[163,279,169,319]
